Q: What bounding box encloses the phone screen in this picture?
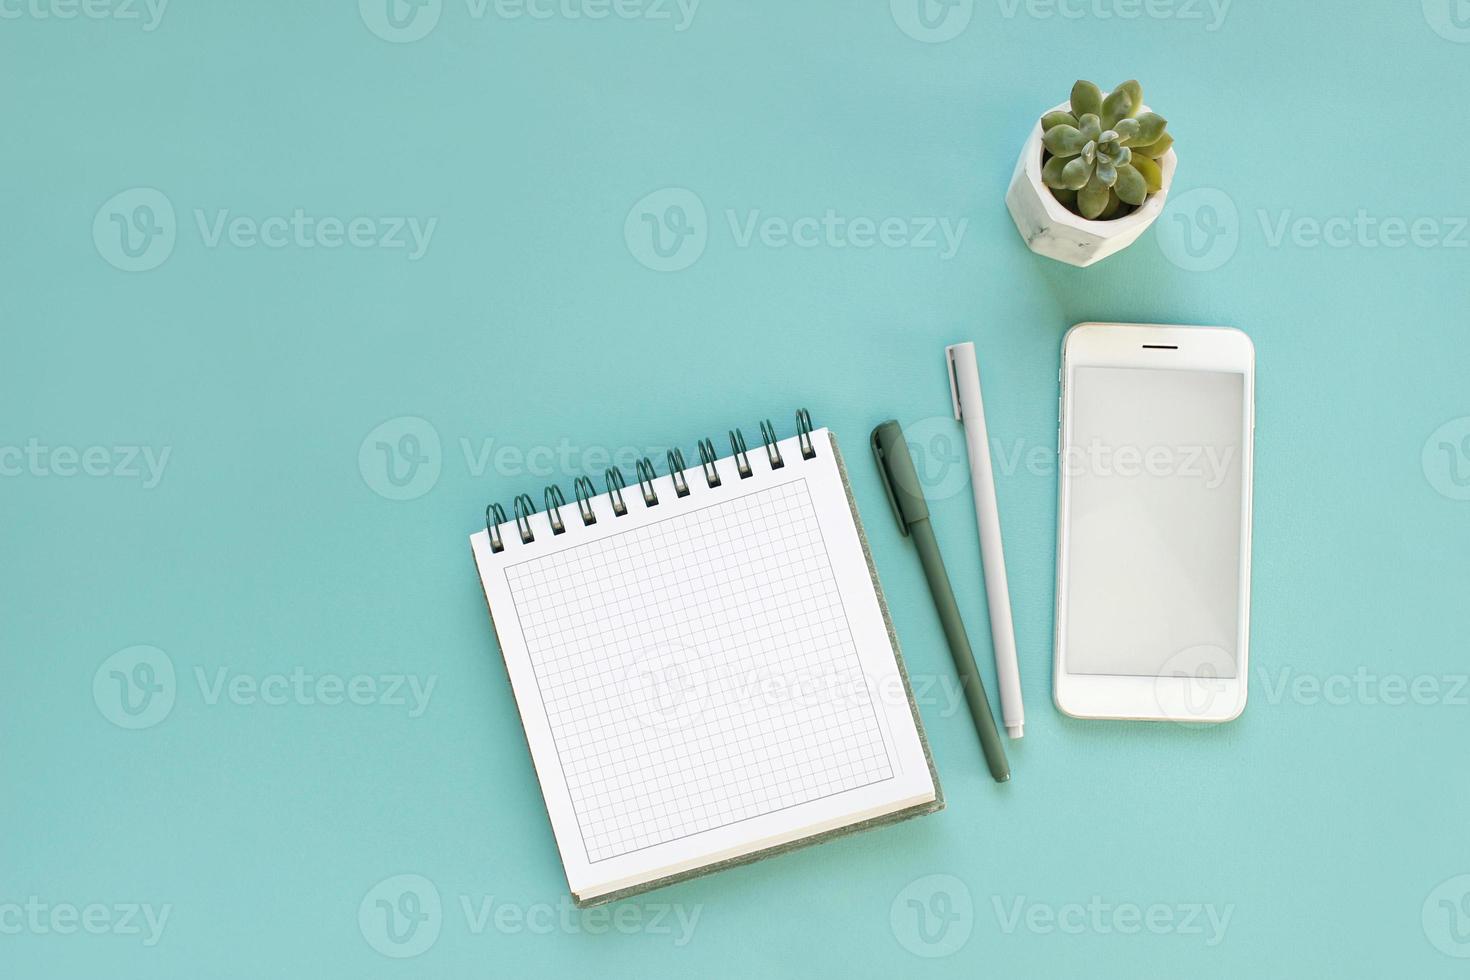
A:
[1064,365,1247,678]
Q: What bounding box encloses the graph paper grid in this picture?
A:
[504,479,894,863]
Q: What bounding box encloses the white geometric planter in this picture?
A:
[1006,100,1178,268]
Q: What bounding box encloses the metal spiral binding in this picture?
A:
[483,409,817,550]
[666,448,690,497]
[513,494,536,544]
[485,503,508,553]
[759,419,784,469]
[544,485,567,535]
[697,438,722,488]
[605,467,628,516]
[573,476,598,525]
[635,458,659,506]
[796,407,816,459]
[729,428,752,478]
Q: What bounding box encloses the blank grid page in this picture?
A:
[504,479,894,864]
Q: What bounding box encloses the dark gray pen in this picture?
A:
[873,420,1011,783]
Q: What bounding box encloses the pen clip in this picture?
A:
[945,344,964,422]
[870,427,910,538]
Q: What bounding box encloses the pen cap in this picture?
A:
[945,342,977,422]
[870,420,931,532]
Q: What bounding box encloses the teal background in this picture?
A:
[4,1,1469,976]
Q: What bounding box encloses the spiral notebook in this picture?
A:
[470,412,942,906]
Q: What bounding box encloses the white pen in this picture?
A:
[945,342,1025,739]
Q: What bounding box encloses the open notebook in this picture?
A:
[470,415,941,905]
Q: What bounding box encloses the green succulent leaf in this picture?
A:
[1041,110,1078,132]
[1101,85,1136,129]
[1042,155,1071,189]
[1052,79,1165,215]
[1113,80,1142,115]
[1042,124,1088,157]
[1061,156,1093,190]
[1131,112,1167,147]
[1078,176,1111,219]
[1070,80,1103,119]
[1133,132,1174,159]
[1131,154,1164,192]
[1114,163,1148,205]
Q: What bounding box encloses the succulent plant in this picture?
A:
[1040,80,1173,220]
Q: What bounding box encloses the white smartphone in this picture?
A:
[1053,323,1255,723]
